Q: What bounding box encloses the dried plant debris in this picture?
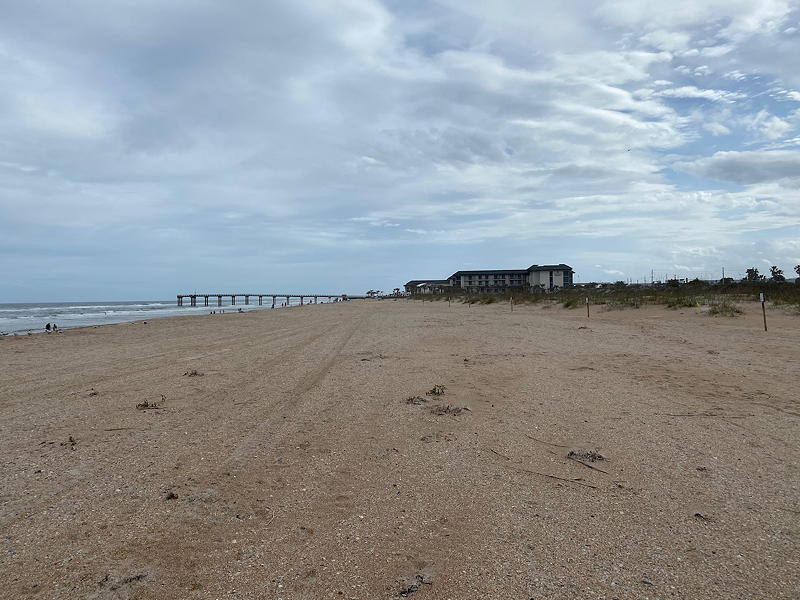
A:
[398,572,432,597]
[430,404,470,416]
[136,394,166,410]
[183,369,203,377]
[405,396,427,405]
[98,571,150,595]
[87,388,99,397]
[60,435,77,450]
[567,449,605,462]
[426,384,447,396]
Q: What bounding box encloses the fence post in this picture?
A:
[586,296,590,318]
[760,293,767,332]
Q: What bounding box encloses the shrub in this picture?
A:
[665,296,697,309]
[708,300,743,317]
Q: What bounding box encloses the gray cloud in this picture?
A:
[676,150,800,185]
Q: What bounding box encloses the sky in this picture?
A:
[1,0,800,301]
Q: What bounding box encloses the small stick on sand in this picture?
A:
[524,434,569,448]
[514,467,598,489]
[659,413,752,418]
[567,455,609,474]
[488,447,511,460]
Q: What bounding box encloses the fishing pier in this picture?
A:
[176,293,365,308]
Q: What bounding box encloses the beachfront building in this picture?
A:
[449,265,573,292]
[527,264,574,290]
[404,279,451,295]
[405,264,574,294]
[447,269,529,293]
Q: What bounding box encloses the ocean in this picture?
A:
[0,298,310,335]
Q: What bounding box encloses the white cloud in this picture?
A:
[724,70,748,81]
[595,0,792,38]
[700,44,733,57]
[639,30,690,51]
[703,122,732,136]
[747,110,794,139]
[655,85,744,102]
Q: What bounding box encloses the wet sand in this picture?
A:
[0,299,798,599]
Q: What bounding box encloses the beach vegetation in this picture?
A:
[404,276,800,313]
[665,296,698,309]
[744,267,764,282]
[769,266,785,282]
[707,299,743,317]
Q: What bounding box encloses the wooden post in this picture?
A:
[510,296,513,312]
[586,296,590,318]
[217,295,222,307]
[761,293,767,332]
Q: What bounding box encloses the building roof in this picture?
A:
[404,279,449,286]
[527,264,574,272]
[448,269,529,277]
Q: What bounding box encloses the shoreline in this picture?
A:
[0,298,345,337]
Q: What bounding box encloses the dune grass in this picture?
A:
[409,280,800,315]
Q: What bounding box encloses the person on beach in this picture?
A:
[53,324,58,332]
[45,323,51,332]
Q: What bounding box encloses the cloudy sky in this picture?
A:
[1,0,800,300]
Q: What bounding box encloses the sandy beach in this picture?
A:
[0,299,798,599]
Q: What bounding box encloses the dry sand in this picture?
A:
[0,299,798,599]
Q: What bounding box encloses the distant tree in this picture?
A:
[744,267,764,282]
[612,280,627,289]
[666,278,680,288]
[769,266,786,282]
[719,277,734,285]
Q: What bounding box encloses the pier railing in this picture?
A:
[176,293,366,307]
